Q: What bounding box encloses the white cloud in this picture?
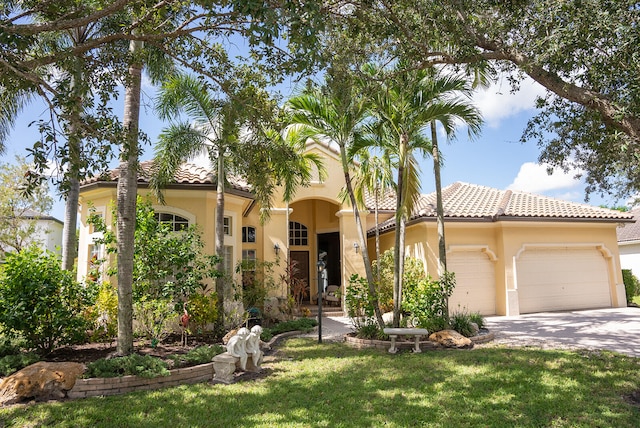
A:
[472,75,547,128]
[507,162,582,194]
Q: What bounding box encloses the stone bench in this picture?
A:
[383,328,430,354]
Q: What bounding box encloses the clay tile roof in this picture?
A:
[617,207,640,243]
[81,160,252,194]
[371,182,633,234]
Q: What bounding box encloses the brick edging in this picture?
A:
[68,363,214,399]
[344,331,495,350]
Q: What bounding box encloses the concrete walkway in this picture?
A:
[484,307,640,357]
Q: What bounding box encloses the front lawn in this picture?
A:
[1,339,638,427]
[633,295,640,306]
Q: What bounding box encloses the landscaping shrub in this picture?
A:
[0,246,92,354]
[134,298,175,343]
[403,271,456,332]
[84,354,170,379]
[355,321,387,340]
[344,274,378,331]
[261,318,318,341]
[469,311,486,330]
[168,345,224,368]
[450,310,476,337]
[622,269,640,304]
[185,293,219,337]
[0,352,40,377]
[83,282,118,342]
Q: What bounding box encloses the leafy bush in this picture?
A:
[450,311,476,337]
[185,293,219,336]
[355,321,387,340]
[261,318,318,341]
[402,271,456,332]
[0,246,91,354]
[622,269,640,304]
[344,274,377,330]
[469,312,486,330]
[0,352,40,377]
[134,299,175,343]
[372,250,426,313]
[83,282,118,342]
[168,345,224,368]
[0,333,26,358]
[84,354,170,379]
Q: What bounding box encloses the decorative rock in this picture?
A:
[469,322,480,336]
[0,362,86,405]
[429,330,474,349]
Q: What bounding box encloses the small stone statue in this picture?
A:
[246,325,264,370]
[226,327,249,370]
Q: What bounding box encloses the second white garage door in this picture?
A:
[448,250,496,315]
[516,247,611,314]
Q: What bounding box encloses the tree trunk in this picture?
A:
[392,134,409,328]
[338,144,385,329]
[61,177,78,271]
[214,153,226,331]
[431,122,446,275]
[116,39,142,356]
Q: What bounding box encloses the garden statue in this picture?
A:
[226,327,249,370]
[246,325,263,370]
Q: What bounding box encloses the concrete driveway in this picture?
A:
[484,307,640,357]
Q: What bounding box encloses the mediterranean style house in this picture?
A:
[77,140,633,316]
[617,207,640,277]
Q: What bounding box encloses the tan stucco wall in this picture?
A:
[369,219,626,316]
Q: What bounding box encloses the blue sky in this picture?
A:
[1,72,623,221]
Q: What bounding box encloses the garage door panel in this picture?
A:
[448,251,496,315]
[517,248,611,314]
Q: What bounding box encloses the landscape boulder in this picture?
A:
[0,361,86,405]
[429,330,474,349]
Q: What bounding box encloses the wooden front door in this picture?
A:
[289,251,310,302]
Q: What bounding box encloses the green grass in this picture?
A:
[633,295,640,306]
[1,339,639,427]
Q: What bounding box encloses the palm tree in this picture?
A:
[287,73,387,329]
[151,73,323,331]
[349,149,395,285]
[362,63,483,327]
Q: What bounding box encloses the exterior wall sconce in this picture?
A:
[274,243,280,256]
[353,242,359,253]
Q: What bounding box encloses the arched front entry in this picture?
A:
[287,199,343,303]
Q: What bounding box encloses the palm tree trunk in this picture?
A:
[392,134,409,328]
[431,122,447,275]
[61,44,83,271]
[339,145,385,329]
[116,39,142,356]
[214,153,226,331]
[374,186,381,285]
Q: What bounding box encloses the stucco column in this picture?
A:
[264,207,291,298]
[336,209,368,293]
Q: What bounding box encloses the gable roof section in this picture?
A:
[373,182,634,234]
[617,207,640,243]
[80,160,253,197]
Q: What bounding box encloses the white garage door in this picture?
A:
[448,251,496,315]
[516,247,611,314]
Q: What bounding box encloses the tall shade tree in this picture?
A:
[337,0,640,199]
[362,63,482,327]
[287,72,386,329]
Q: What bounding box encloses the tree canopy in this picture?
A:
[333,0,640,199]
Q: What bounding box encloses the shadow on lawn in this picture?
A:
[1,338,639,427]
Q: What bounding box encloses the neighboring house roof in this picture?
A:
[372,182,634,235]
[17,209,63,225]
[80,160,253,197]
[617,207,640,243]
